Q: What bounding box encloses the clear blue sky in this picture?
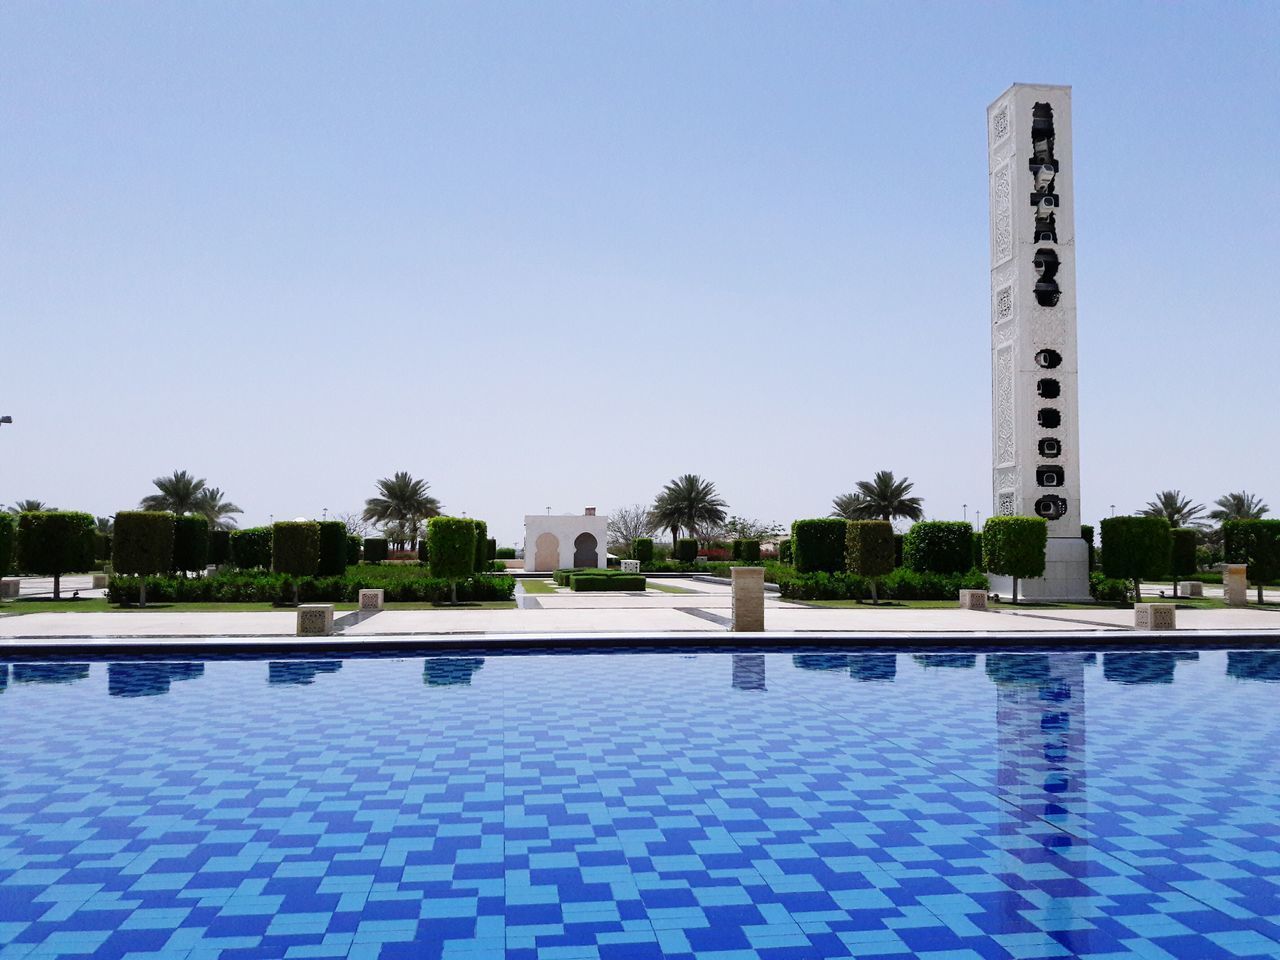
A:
[2,2,1276,546]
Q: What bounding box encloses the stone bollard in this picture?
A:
[1135,603,1176,631]
[731,566,765,632]
[958,589,988,610]
[0,579,18,599]
[620,559,640,574]
[358,589,385,612]
[103,562,113,577]
[1224,564,1248,607]
[91,573,109,589]
[1179,581,1203,598]
[297,604,335,636]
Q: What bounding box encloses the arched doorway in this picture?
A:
[534,532,559,571]
[573,532,598,568]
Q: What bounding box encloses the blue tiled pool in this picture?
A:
[3,647,1280,959]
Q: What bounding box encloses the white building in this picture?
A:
[523,508,608,572]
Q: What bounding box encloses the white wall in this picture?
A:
[522,514,609,571]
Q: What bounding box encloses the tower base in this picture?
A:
[989,537,1092,603]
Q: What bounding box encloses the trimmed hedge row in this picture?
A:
[792,519,848,573]
[317,521,348,576]
[106,570,516,605]
[0,514,16,577]
[633,538,654,563]
[731,539,761,562]
[779,568,988,602]
[569,574,646,592]
[363,537,389,563]
[231,527,272,569]
[903,521,973,575]
[1224,519,1280,602]
[18,512,97,598]
[174,514,209,573]
[675,538,698,563]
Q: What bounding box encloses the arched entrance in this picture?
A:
[534,532,559,571]
[573,532,598,568]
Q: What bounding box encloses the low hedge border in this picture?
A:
[569,574,646,592]
[107,570,515,605]
[779,567,988,602]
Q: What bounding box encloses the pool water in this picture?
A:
[2,647,1280,960]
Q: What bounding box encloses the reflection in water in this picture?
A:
[424,657,485,686]
[1227,650,1280,682]
[13,664,91,685]
[108,662,204,698]
[792,654,848,672]
[269,661,343,686]
[0,664,6,694]
[731,654,766,691]
[988,652,1094,951]
[913,654,977,670]
[1103,651,1198,685]
[849,654,896,682]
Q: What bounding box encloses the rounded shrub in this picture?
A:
[732,539,761,562]
[1100,516,1172,599]
[675,538,698,564]
[113,511,176,606]
[17,511,97,599]
[272,521,321,577]
[428,517,477,602]
[846,520,895,602]
[363,537,388,563]
[902,521,974,574]
[633,538,654,564]
[982,516,1048,604]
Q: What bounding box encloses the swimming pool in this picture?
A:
[2,646,1279,959]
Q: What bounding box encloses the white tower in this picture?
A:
[987,83,1090,601]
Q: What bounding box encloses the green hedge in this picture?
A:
[674,538,698,563]
[114,512,176,577]
[429,517,476,582]
[95,531,112,562]
[363,538,388,563]
[496,546,516,560]
[209,529,231,565]
[1169,528,1197,581]
[971,531,984,570]
[473,520,490,573]
[731,539,761,562]
[173,514,209,573]
[317,521,348,576]
[1089,571,1131,603]
[346,535,362,565]
[230,527,272,569]
[902,521,974,575]
[417,538,430,563]
[272,521,321,577]
[107,569,516,605]
[1080,523,1096,571]
[0,513,16,578]
[569,573,646,592]
[487,537,497,563]
[778,567,987,602]
[792,519,848,574]
[983,516,1047,602]
[778,539,792,564]
[633,538,654,563]
[846,520,895,580]
[17,511,97,598]
[1101,516,1171,597]
[1224,519,1280,602]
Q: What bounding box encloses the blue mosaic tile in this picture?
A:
[2,648,1280,958]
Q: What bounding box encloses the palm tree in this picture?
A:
[1208,491,1270,523]
[651,474,728,547]
[362,472,441,547]
[831,470,924,523]
[96,516,114,535]
[140,470,207,515]
[195,488,243,530]
[1139,490,1205,528]
[7,499,50,514]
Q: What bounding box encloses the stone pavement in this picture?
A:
[2,576,1279,646]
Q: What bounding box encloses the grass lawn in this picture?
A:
[647,582,696,594]
[0,599,516,615]
[518,579,558,595]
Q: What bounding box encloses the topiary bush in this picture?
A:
[675,538,698,563]
[208,529,231,565]
[487,537,497,563]
[1089,571,1131,604]
[983,516,1047,604]
[972,531,984,570]
[418,538,430,563]
[569,574,646,592]
[1101,516,1172,601]
[428,517,476,602]
[173,514,209,574]
[1169,528,1197,595]
[272,521,321,605]
[846,520,895,602]
[113,511,176,606]
[1224,519,1280,604]
[317,521,348,576]
[496,546,516,559]
[363,538,388,563]
[95,531,112,563]
[731,539,761,562]
[0,513,16,578]
[473,521,490,573]
[1080,523,1096,571]
[902,521,974,575]
[778,539,792,564]
[792,519,848,574]
[230,527,272,569]
[17,511,97,599]
[633,538,654,563]
[346,535,362,565]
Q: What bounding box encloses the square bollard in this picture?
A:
[620,559,640,574]
[1179,581,1203,598]
[358,589,384,612]
[0,579,18,599]
[91,574,109,589]
[1224,564,1248,607]
[958,589,988,610]
[1135,603,1176,631]
[297,604,335,636]
[731,566,765,632]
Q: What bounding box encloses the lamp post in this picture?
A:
[0,416,12,426]
[963,503,968,522]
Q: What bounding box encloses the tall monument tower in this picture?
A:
[987,84,1090,601]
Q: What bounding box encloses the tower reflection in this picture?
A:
[731,654,766,691]
[268,661,343,685]
[1102,651,1198,685]
[108,662,204,697]
[1227,650,1280,682]
[423,657,485,686]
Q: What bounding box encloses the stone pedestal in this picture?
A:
[297,604,335,636]
[731,566,765,632]
[620,559,640,574]
[989,538,1092,602]
[959,589,989,610]
[358,589,384,612]
[91,574,109,589]
[1179,581,1203,598]
[0,579,18,599]
[1135,603,1176,631]
[1224,564,1248,607]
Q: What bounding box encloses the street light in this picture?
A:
[963,503,968,522]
